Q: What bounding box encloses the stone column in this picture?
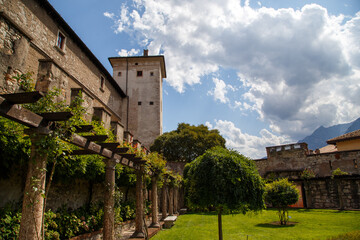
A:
[174,187,178,214]
[303,181,312,209]
[132,164,145,238]
[19,127,50,240]
[161,184,168,220]
[150,175,160,228]
[168,187,174,216]
[103,159,117,240]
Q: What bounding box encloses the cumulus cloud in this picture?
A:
[208,119,290,159]
[105,0,360,141]
[117,48,140,56]
[207,78,235,103]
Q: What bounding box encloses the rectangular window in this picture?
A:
[56,31,66,50]
[137,71,143,77]
[150,72,154,76]
[118,72,122,76]
[100,75,105,90]
[138,102,142,105]
[150,101,154,105]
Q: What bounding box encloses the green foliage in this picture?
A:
[12,72,35,92]
[150,123,226,162]
[265,178,299,225]
[332,168,348,178]
[0,210,21,239]
[186,146,265,213]
[301,168,315,180]
[0,117,30,179]
[146,152,166,175]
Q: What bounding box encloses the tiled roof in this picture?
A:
[319,144,338,153]
[327,129,360,144]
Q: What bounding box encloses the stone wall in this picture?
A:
[255,143,360,178]
[1,0,125,126]
[295,176,360,209]
[0,171,138,210]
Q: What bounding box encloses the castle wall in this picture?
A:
[1,0,125,129]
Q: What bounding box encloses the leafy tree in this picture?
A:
[265,178,299,225]
[150,123,226,162]
[185,147,265,240]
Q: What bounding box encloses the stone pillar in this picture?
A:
[103,159,117,240]
[150,175,160,228]
[174,187,178,214]
[304,181,312,208]
[168,187,174,216]
[161,184,168,220]
[132,164,145,238]
[19,127,50,240]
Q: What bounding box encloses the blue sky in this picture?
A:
[48,0,360,158]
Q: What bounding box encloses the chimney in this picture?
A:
[143,49,148,56]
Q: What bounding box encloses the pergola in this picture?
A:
[0,91,174,239]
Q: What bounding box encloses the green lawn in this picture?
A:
[152,209,360,240]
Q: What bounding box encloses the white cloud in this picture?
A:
[106,1,360,140]
[104,12,115,19]
[207,78,234,103]
[209,120,291,159]
[117,48,140,56]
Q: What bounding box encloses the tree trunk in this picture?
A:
[19,128,49,240]
[150,176,160,228]
[132,164,145,238]
[103,159,116,240]
[218,209,223,240]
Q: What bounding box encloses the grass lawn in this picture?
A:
[152,209,360,240]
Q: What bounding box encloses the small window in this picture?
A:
[118,72,122,77]
[150,72,154,76]
[135,63,138,65]
[150,101,154,105]
[137,71,143,77]
[100,76,105,90]
[138,102,142,105]
[56,31,66,50]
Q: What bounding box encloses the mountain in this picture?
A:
[299,117,360,150]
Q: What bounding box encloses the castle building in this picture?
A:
[109,51,166,148]
[0,0,165,147]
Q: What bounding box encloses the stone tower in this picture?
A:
[109,50,166,148]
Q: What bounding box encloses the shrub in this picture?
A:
[265,178,299,225]
[0,211,21,239]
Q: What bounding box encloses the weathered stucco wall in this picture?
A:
[111,57,164,148]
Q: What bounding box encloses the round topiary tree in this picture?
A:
[185,147,265,240]
[265,178,299,225]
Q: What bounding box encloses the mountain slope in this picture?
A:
[299,117,360,150]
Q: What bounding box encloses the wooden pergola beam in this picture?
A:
[0,96,43,127]
[69,134,136,169]
[0,91,44,104]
